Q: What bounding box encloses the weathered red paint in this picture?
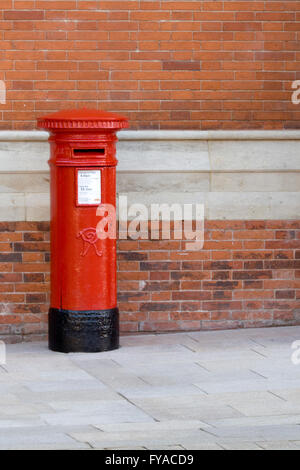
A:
[38,110,128,313]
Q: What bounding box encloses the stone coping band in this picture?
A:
[1,130,300,142]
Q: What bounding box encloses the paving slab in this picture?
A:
[0,417,46,428]
[69,428,216,449]
[117,384,205,400]
[181,443,223,450]
[42,400,154,426]
[0,443,91,450]
[257,441,300,450]
[218,441,263,451]
[96,420,211,433]
[128,400,243,422]
[206,414,300,428]
[0,427,80,447]
[1,326,300,449]
[212,425,300,441]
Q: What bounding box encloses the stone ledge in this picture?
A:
[1,130,300,141]
[0,130,299,221]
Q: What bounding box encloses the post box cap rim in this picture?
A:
[37,108,128,130]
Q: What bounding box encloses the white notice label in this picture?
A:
[78,170,101,205]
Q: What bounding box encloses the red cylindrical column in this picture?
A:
[37,109,128,353]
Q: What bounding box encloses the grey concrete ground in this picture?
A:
[1,326,300,450]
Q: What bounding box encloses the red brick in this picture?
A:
[24,273,44,283]
[140,321,181,332]
[0,315,23,325]
[0,1,298,130]
[264,301,295,310]
[141,262,180,271]
[0,233,22,242]
[233,271,273,280]
[0,273,22,283]
[0,253,22,262]
[0,264,13,273]
[140,302,180,312]
[274,251,294,260]
[202,320,240,330]
[172,311,210,321]
[244,261,264,270]
[26,294,47,304]
[118,261,140,272]
[244,280,264,289]
[13,243,50,253]
[273,311,295,321]
[244,241,265,249]
[234,290,273,300]
[234,230,274,240]
[152,292,171,301]
[265,260,300,270]
[15,283,49,293]
[245,301,264,310]
[0,284,14,293]
[119,302,140,313]
[233,251,273,260]
[118,272,148,281]
[0,294,25,303]
[36,1,77,9]
[4,11,44,20]
[203,301,243,311]
[276,290,295,300]
[0,243,13,252]
[172,291,211,301]
[212,271,231,280]
[13,263,50,273]
[121,313,148,322]
[163,61,201,71]
[269,221,300,229]
[213,291,233,300]
[203,281,241,290]
[120,323,139,333]
[23,232,45,242]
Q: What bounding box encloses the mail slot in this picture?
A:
[37,109,128,353]
[73,148,106,157]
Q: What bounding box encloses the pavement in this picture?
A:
[1,326,300,450]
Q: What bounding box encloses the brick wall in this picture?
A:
[0,222,50,342]
[1,1,300,130]
[1,220,300,342]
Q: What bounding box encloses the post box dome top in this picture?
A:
[37,109,128,131]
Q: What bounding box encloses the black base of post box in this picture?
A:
[48,308,119,353]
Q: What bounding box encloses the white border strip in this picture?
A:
[1,130,300,141]
[120,130,300,141]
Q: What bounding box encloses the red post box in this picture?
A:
[37,109,128,353]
